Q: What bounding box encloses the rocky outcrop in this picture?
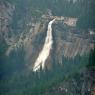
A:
[54,26,94,58]
[0,1,14,41]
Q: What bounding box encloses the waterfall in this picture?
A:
[33,19,55,71]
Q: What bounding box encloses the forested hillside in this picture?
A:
[0,0,95,95]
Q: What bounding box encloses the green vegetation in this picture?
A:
[87,46,95,67]
[0,52,89,95]
[9,0,95,29]
[5,0,95,30]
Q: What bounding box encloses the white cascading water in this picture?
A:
[33,19,56,71]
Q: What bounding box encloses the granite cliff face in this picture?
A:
[0,1,14,41]
[2,10,94,69]
[0,0,95,73]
